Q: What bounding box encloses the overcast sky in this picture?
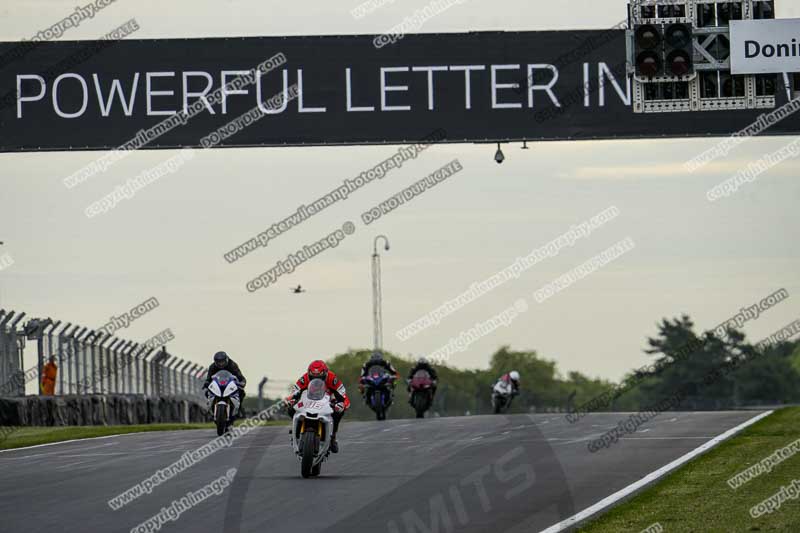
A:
[1,0,799,396]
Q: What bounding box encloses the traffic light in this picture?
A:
[664,23,694,77]
[629,0,775,114]
[634,24,663,77]
[635,22,694,79]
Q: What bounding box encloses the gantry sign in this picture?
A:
[0,0,796,152]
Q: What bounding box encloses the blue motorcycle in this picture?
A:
[362,365,396,420]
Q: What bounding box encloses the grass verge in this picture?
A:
[0,420,288,451]
[580,407,800,532]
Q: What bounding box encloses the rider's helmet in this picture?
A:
[213,351,229,369]
[308,360,329,381]
[369,350,384,363]
[417,357,429,365]
[509,370,520,382]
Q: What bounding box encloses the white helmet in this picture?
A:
[509,371,520,381]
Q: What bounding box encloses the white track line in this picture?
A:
[0,441,120,460]
[539,410,774,533]
[0,429,202,455]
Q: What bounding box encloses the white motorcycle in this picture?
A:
[290,378,334,478]
[206,370,241,436]
[491,379,515,414]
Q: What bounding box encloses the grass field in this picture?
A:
[0,420,289,451]
[581,407,800,532]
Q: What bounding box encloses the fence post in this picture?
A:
[113,340,127,394]
[193,364,205,400]
[178,360,192,395]
[9,313,25,396]
[132,343,148,394]
[152,348,169,396]
[33,320,51,393]
[169,357,180,395]
[0,311,13,396]
[98,335,113,394]
[127,343,140,394]
[139,344,150,394]
[105,338,120,394]
[258,377,268,412]
[0,311,17,396]
[65,325,80,395]
[176,359,184,395]
[86,330,100,394]
[73,327,88,395]
[128,343,144,394]
[141,347,156,396]
[42,320,61,394]
[57,323,73,394]
[163,356,172,395]
[163,351,172,396]
[174,359,183,395]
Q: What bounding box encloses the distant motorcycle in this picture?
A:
[408,369,435,419]
[207,370,240,436]
[491,379,515,414]
[290,378,334,478]
[362,365,395,420]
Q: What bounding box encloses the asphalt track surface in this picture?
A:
[0,410,765,533]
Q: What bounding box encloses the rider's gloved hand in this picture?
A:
[333,402,345,413]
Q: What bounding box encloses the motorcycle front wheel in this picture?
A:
[413,393,427,418]
[215,404,227,436]
[493,397,503,414]
[300,431,318,478]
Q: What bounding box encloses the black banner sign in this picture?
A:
[0,30,798,152]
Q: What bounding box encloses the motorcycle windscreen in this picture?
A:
[368,365,387,378]
[307,378,327,400]
[411,369,431,387]
[213,370,235,386]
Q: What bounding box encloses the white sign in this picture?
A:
[731,18,800,75]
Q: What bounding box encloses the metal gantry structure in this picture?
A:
[628,0,780,113]
[0,309,206,400]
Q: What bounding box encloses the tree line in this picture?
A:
[257,314,800,419]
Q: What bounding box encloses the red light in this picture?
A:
[637,51,662,77]
[667,50,692,76]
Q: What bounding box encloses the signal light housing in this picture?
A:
[634,24,664,77]
[664,23,694,77]
[633,22,694,79]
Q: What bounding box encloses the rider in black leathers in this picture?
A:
[203,351,247,417]
[358,351,400,398]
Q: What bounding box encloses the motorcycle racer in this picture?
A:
[496,370,520,395]
[287,360,350,453]
[359,351,400,394]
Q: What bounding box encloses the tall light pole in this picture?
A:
[371,235,390,352]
